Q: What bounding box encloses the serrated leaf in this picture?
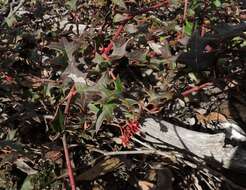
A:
[113,13,128,23]
[114,77,123,96]
[127,49,148,63]
[121,98,139,108]
[110,38,131,60]
[125,24,138,33]
[88,103,100,114]
[112,0,126,9]
[49,38,87,84]
[92,72,112,98]
[213,0,221,7]
[148,41,163,54]
[51,109,64,132]
[82,72,113,104]
[184,20,193,36]
[75,82,87,94]
[66,0,78,10]
[92,53,106,64]
[95,104,116,132]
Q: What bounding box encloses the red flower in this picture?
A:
[120,120,140,147]
[5,75,13,81]
[0,72,13,82]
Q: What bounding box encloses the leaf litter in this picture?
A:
[0,0,246,189]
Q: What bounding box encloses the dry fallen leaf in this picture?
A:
[196,112,208,126]
[196,112,227,126]
[77,157,122,181]
[45,150,63,162]
[15,158,38,175]
[206,112,227,122]
[138,180,155,190]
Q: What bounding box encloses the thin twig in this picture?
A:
[131,136,155,150]
[93,146,246,190]
[92,148,172,158]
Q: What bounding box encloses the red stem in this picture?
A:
[181,82,213,96]
[135,1,169,15]
[103,23,127,55]
[64,84,77,115]
[102,1,169,56]
[62,84,77,190]
[62,134,76,190]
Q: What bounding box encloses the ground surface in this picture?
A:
[0,0,246,189]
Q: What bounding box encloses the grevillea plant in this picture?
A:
[120,119,140,147]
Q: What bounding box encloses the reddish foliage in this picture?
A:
[120,120,140,147]
[101,1,169,57]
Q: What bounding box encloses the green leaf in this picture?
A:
[113,13,128,23]
[184,20,193,36]
[213,0,221,7]
[92,53,106,64]
[88,103,100,114]
[43,83,54,97]
[110,38,131,60]
[127,49,148,63]
[111,0,126,9]
[66,0,78,10]
[20,175,35,190]
[51,109,64,132]
[4,15,17,27]
[94,0,107,6]
[6,129,18,141]
[148,41,163,54]
[93,53,111,71]
[95,104,116,132]
[121,98,139,110]
[92,72,113,98]
[125,24,138,34]
[114,77,123,96]
[75,82,87,94]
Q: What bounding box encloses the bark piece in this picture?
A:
[141,118,246,173]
